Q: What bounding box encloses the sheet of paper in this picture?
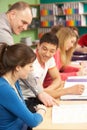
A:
[52,104,87,123]
[61,76,87,100]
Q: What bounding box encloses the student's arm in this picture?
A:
[37,91,59,106]
[44,67,84,98]
[75,44,87,53]
[44,82,84,98]
[0,83,43,128]
[44,81,64,98]
[55,84,84,97]
[44,66,61,91]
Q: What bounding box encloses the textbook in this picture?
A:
[61,76,87,100]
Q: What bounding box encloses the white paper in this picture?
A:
[52,104,87,123]
[61,76,87,100]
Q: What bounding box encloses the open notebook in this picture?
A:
[61,76,87,100]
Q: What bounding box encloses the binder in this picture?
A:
[61,76,87,100]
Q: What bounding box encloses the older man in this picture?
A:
[0,1,58,109]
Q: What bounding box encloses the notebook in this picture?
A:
[61,76,87,100]
[52,104,87,123]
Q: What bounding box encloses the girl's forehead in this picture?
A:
[67,36,76,40]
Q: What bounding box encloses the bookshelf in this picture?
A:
[40,0,86,3]
[29,4,40,29]
[18,4,40,45]
[39,1,87,37]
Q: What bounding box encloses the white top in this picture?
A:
[21,57,56,99]
[32,57,56,85]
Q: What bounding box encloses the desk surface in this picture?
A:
[33,100,87,130]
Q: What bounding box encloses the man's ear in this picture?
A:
[9,10,17,19]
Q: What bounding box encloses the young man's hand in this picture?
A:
[38,91,59,107]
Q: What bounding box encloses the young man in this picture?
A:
[21,32,84,112]
[20,32,62,112]
[0,1,58,107]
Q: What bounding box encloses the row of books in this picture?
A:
[40,15,57,27]
[40,15,86,27]
[40,2,84,16]
[66,15,86,26]
[40,4,58,16]
[63,2,84,15]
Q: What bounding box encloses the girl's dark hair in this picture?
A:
[40,32,59,49]
[0,43,36,76]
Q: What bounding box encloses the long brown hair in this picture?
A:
[0,43,36,76]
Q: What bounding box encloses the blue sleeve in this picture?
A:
[0,81,43,128]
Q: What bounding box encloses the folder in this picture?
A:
[61,76,87,100]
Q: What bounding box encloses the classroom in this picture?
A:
[0,0,87,130]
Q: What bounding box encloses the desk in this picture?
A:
[33,100,87,130]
